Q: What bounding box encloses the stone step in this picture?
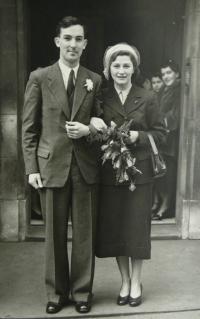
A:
[26,220,181,241]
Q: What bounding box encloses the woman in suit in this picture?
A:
[94,43,166,306]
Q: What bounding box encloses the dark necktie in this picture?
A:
[67,69,75,111]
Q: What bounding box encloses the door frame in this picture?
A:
[18,0,191,240]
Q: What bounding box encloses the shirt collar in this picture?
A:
[58,59,79,78]
[114,84,132,97]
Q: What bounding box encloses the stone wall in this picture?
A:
[0,0,27,241]
[176,0,200,238]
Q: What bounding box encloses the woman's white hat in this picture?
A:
[103,42,140,80]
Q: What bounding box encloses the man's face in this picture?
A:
[54,25,87,66]
[161,66,179,87]
[151,76,164,93]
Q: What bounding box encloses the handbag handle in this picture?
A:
[147,133,159,155]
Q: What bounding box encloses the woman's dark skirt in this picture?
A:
[95,183,153,259]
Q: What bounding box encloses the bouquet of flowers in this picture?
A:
[88,119,142,191]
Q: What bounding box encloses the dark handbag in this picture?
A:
[147,133,167,178]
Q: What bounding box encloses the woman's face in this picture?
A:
[110,55,134,89]
[161,66,179,87]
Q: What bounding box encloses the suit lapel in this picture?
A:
[47,63,70,119]
[123,85,143,114]
[70,66,88,120]
[104,86,126,117]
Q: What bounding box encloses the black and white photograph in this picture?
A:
[0,0,200,318]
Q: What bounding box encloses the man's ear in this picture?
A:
[83,39,88,50]
[54,37,60,48]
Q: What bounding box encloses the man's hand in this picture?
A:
[90,117,107,131]
[65,121,90,139]
[28,173,43,189]
[126,131,139,144]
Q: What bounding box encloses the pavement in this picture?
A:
[0,240,200,319]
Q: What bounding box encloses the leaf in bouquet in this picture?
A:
[120,155,128,168]
[107,125,116,137]
[113,157,121,169]
[111,141,121,153]
[110,121,117,129]
[118,174,125,183]
[104,149,112,159]
[101,144,110,151]
[121,145,128,153]
[126,157,134,167]
[129,182,136,192]
[127,154,136,167]
[118,168,128,183]
[118,120,133,135]
[101,132,109,141]
[132,158,136,165]
[102,149,113,164]
[115,167,121,180]
[121,119,133,131]
[136,168,142,175]
[116,162,127,182]
[124,171,129,181]
[131,166,142,176]
[111,151,120,162]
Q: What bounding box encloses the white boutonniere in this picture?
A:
[84,79,93,92]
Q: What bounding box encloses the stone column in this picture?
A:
[0,0,27,241]
[177,0,200,238]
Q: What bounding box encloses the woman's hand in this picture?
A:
[90,117,107,131]
[126,130,139,144]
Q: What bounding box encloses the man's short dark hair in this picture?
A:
[55,16,87,37]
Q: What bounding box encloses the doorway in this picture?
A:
[26,0,186,237]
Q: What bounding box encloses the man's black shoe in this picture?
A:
[46,301,63,314]
[75,301,91,313]
[46,297,72,314]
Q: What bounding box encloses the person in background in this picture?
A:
[150,72,164,219]
[152,60,181,220]
[151,73,164,95]
[135,71,152,91]
[93,43,166,307]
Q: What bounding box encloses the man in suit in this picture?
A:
[22,16,101,314]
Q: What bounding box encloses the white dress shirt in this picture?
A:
[115,84,132,105]
[58,60,79,89]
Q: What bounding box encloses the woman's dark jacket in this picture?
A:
[159,79,181,157]
[99,84,166,185]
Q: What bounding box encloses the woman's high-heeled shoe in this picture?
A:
[117,295,129,306]
[117,279,131,305]
[129,284,143,307]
